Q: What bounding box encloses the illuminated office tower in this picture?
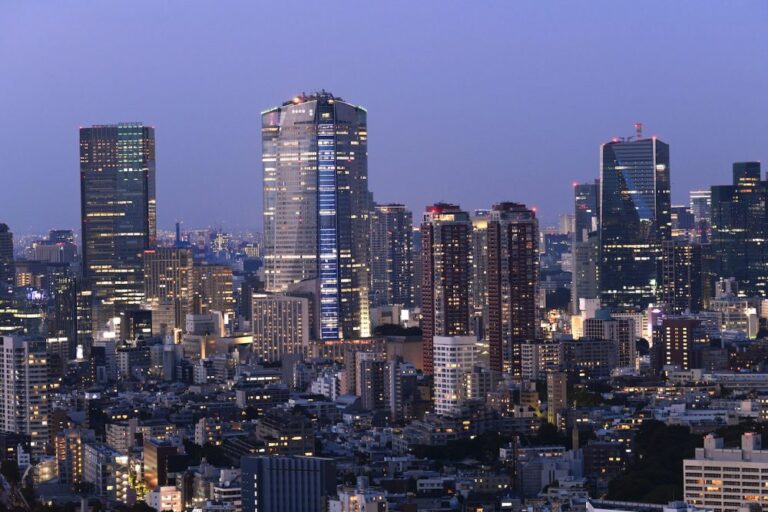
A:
[369,204,414,307]
[262,91,370,340]
[0,224,14,298]
[143,247,193,329]
[0,336,50,459]
[470,210,490,337]
[599,133,671,310]
[487,202,539,376]
[710,162,768,298]
[420,204,472,374]
[574,180,599,243]
[80,123,156,332]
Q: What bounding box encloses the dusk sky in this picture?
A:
[1,1,766,233]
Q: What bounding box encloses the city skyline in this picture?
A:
[2,1,767,232]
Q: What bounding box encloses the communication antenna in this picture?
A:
[634,122,643,140]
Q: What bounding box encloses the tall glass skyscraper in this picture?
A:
[80,123,156,332]
[599,136,671,310]
[262,92,371,340]
[574,180,599,243]
[710,162,768,298]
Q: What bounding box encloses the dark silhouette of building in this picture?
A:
[241,456,336,512]
[710,162,768,298]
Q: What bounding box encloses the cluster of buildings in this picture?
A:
[0,93,767,512]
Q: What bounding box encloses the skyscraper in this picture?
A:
[0,224,14,299]
[369,203,414,308]
[80,123,156,332]
[574,180,599,243]
[0,336,50,459]
[661,240,703,313]
[433,335,477,417]
[710,162,768,298]
[420,204,472,374]
[599,135,671,310]
[487,202,539,376]
[690,189,712,233]
[262,91,370,340]
[470,209,490,338]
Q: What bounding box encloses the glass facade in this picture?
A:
[80,123,156,331]
[710,162,768,297]
[599,137,671,310]
[574,180,599,243]
[262,92,370,340]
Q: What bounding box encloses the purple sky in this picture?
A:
[1,1,766,233]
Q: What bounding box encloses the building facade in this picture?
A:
[241,456,336,512]
[251,293,309,363]
[487,202,539,375]
[420,204,472,374]
[80,123,156,332]
[262,91,371,340]
[369,204,414,308]
[599,136,671,310]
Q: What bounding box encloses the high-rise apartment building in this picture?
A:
[710,162,768,298]
[0,336,50,458]
[80,123,156,331]
[487,202,539,376]
[143,247,193,329]
[600,135,671,310]
[420,204,472,374]
[251,293,309,363]
[369,204,414,308]
[470,209,490,338]
[433,335,477,417]
[262,91,371,340]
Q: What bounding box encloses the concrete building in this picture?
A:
[684,432,768,512]
[251,293,309,363]
[240,456,336,512]
[433,335,477,417]
[0,336,50,459]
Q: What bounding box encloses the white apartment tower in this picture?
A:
[433,335,477,417]
[0,336,50,459]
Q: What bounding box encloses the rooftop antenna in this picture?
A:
[634,122,643,140]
